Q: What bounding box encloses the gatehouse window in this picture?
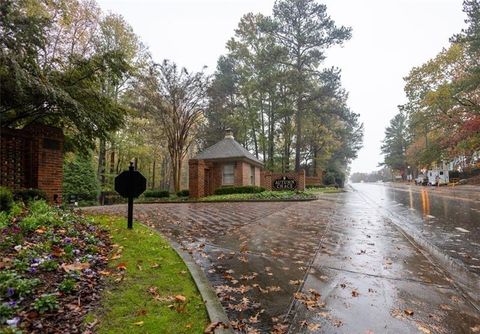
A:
[223,164,234,185]
[250,165,255,185]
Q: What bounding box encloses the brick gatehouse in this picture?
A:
[189,129,306,198]
[189,129,264,198]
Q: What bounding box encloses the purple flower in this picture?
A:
[63,237,72,244]
[6,317,20,326]
[6,287,15,297]
[29,267,37,273]
[83,268,93,275]
[7,301,17,308]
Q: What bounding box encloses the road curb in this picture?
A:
[387,219,480,310]
[168,240,233,334]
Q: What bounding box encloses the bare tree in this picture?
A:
[139,60,208,192]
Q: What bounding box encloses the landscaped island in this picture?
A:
[0,188,209,333]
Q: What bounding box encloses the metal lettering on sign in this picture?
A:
[273,176,297,190]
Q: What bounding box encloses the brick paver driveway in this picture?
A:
[88,198,335,332]
[87,193,480,333]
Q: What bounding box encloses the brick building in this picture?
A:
[189,130,264,198]
[0,124,64,203]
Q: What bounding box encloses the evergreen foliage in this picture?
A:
[63,154,100,202]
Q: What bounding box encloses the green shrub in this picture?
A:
[40,259,59,272]
[324,172,336,185]
[63,153,100,202]
[214,186,265,195]
[0,271,40,298]
[144,190,170,198]
[13,188,47,203]
[58,278,77,294]
[0,187,14,212]
[306,184,326,189]
[176,189,189,197]
[33,294,59,313]
[0,303,16,323]
[19,201,57,232]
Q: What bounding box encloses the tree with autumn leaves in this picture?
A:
[1,0,362,193]
[382,0,480,173]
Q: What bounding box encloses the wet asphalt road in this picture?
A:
[87,187,480,333]
[354,183,480,276]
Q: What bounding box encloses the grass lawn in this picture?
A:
[87,215,209,334]
[305,186,345,195]
[199,190,315,201]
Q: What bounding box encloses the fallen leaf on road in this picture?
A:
[351,289,359,297]
[404,309,414,316]
[307,323,321,331]
[417,325,431,334]
[204,321,228,333]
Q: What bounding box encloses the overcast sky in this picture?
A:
[97,0,466,173]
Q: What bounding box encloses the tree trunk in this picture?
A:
[295,95,302,172]
[98,139,106,187]
[268,99,275,170]
[151,159,156,190]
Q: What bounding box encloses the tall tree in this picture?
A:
[270,0,351,171]
[0,0,130,151]
[138,60,209,192]
[381,112,409,174]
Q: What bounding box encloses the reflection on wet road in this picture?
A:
[290,188,479,334]
[352,183,480,276]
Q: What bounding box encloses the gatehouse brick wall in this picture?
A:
[0,124,64,203]
[261,170,305,191]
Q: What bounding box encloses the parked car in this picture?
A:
[415,174,428,186]
[427,169,449,186]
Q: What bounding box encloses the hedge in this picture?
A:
[13,188,47,204]
[0,187,14,212]
[144,190,170,198]
[214,186,265,195]
[176,189,189,197]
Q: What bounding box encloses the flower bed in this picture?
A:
[0,201,111,333]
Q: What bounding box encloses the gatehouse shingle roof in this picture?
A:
[193,137,264,166]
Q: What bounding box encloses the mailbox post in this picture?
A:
[114,162,147,229]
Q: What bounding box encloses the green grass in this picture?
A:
[199,190,314,201]
[305,186,344,195]
[88,215,209,334]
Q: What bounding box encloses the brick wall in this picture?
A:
[305,176,323,186]
[189,160,264,198]
[188,159,206,198]
[261,170,305,191]
[0,124,64,203]
[254,166,261,186]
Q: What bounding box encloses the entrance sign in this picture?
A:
[273,176,297,190]
[115,162,147,229]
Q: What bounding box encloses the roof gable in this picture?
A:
[193,138,263,166]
